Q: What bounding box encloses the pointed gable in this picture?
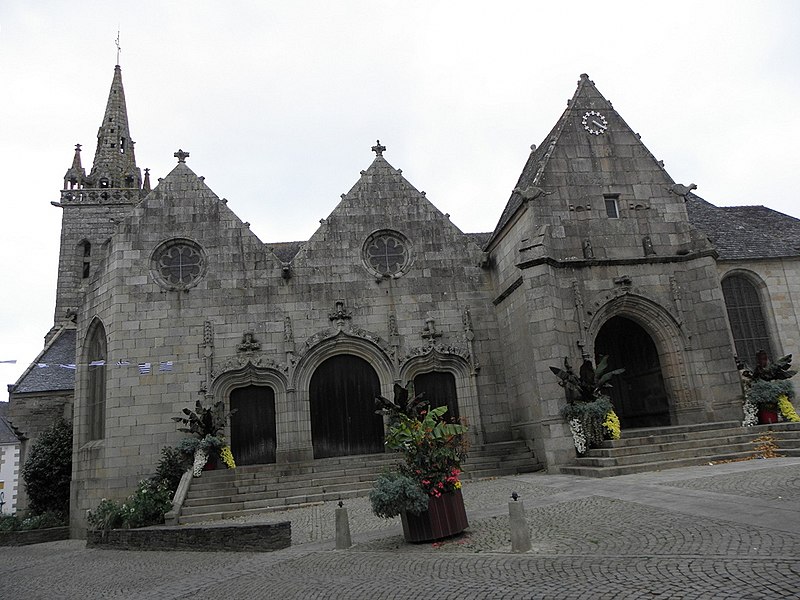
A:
[295,144,484,274]
[489,74,693,260]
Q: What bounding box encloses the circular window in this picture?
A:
[363,230,412,277]
[151,239,206,290]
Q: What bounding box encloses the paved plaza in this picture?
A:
[2,457,799,599]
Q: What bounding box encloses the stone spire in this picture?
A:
[86,65,142,189]
[63,143,86,189]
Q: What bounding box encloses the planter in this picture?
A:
[758,404,780,424]
[400,489,468,543]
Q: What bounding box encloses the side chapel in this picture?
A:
[8,67,800,531]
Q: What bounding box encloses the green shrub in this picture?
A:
[0,511,66,532]
[86,498,124,531]
[121,479,173,529]
[369,471,429,519]
[154,446,191,493]
[21,418,72,515]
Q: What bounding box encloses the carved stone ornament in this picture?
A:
[213,354,287,379]
[401,343,470,366]
[329,300,353,328]
[237,332,261,353]
[300,325,394,359]
[421,317,443,345]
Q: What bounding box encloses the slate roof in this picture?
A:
[0,416,21,444]
[11,328,76,394]
[268,241,305,263]
[686,195,800,260]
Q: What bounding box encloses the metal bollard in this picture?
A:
[509,492,531,553]
[335,500,352,549]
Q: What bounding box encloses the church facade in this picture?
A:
[8,67,800,532]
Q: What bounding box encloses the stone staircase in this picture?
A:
[559,421,800,478]
[177,440,540,524]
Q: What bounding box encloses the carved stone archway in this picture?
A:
[587,294,699,423]
[399,346,482,445]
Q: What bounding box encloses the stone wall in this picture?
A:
[85,521,290,552]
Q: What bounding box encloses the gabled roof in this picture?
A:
[686,195,800,260]
[268,241,305,263]
[10,327,76,395]
[0,416,22,445]
[487,74,672,248]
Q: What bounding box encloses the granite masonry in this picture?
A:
[7,68,800,534]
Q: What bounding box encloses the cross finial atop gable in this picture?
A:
[371,140,386,156]
[174,149,190,163]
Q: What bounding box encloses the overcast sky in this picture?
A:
[1,1,799,394]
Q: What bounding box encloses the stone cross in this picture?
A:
[371,140,386,156]
[174,149,190,163]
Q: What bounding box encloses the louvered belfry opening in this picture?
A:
[595,316,671,429]
[310,354,385,459]
[230,385,277,465]
[413,371,460,421]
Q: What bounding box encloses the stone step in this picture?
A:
[561,449,800,478]
[608,422,800,448]
[178,442,540,523]
[578,441,770,468]
[585,432,796,459]
[185,479,377,508]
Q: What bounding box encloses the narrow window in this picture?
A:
[604,195,619,219]
[85,320,107,440]
[79,241,91,279]
[721,274,773,367]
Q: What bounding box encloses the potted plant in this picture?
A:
[370,383,469,543]
[550,356,624,455]
[740,351,800,425]
[172,400,237,476]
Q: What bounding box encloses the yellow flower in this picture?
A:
[454,481,462,489]
[602,410,621,440]
[220,445,237,469]
[777,395,800,423]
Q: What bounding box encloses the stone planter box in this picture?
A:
[400,490,468,543]
[86,521,290,552]
[0,526,70,546]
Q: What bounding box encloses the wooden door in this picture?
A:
[413,371,460,421]
[230,385,277,465]
[310,354,384,459]
[595,316,670,428]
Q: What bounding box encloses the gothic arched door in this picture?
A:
[230,385,277,465]
[309,354,385,459]
[594,316,671,428]
[413,371,460,421]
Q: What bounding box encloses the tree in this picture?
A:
[21,418,72,515]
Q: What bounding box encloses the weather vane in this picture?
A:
[115,29,121,65]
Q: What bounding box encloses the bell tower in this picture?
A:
[51,64,147,332]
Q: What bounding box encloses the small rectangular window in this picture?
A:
[604,195,619,219]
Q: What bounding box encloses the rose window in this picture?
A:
[151,239,206,289]
[363,230,412,277]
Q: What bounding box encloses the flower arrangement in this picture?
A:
[602,410,621,440]
[369,383,468,519]
[172,400,236,474]
[739,351,799,426]
[220,446,237,469]
[551,356,624,454]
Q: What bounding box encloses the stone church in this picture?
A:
[8,66,800,531]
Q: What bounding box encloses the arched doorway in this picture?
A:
[595,316,670,428]
[413,371,460,421]
[230,385,277,465]
[309,354,384,459]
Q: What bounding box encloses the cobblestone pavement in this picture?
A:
[2,458,799,599]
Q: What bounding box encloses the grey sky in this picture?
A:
[1,1,799,391]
